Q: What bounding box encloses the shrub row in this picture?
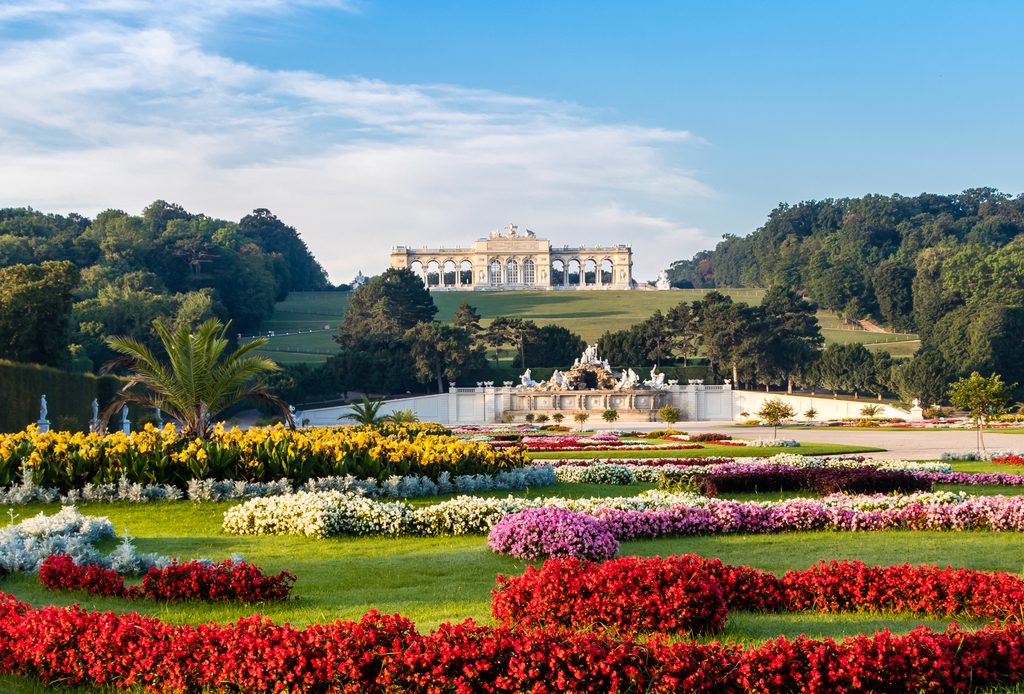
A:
[0,423,524,491]
[5,592,1024,691]
[492,555,1024,636]
[39,554,296,604]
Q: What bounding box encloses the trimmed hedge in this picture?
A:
[0,360,122,433]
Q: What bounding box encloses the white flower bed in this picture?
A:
[941,450,1024,461]
[222,489,713,539]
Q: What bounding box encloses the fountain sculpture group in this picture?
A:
[509,344,679,421]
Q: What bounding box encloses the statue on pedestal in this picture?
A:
[39,395,47,421]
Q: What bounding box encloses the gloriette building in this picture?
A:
[389,224,633,290]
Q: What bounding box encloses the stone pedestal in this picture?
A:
[36,419,49,433]
[909,405,925,422]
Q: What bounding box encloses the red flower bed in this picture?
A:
[688,433,732,442]
[493,555,1024,636]
[39,554,295,603]
[686,467,933,497]
[5,590,1024,691]
[994,455,1024,466]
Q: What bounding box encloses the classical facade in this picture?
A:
[389,224,633,290]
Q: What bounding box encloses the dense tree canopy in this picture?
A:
[0,202,331,370]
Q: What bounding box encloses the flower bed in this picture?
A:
[673,466,933,497]
[225,486,1024,540]
[492,555,1024,636]
[550,456,956,486]
[994,454,1024,466]
[40,554,295,603]
[487,508,619,561]
[5,592,1024,691]
[0,423,525,491]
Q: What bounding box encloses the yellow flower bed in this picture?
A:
[0,423,524,491]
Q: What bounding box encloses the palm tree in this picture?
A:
[339,397,387,425]
[385,408,419,424]
[103,319,289,439]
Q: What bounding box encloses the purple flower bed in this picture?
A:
[593,495,1024,540]
[487,507,620,561]
[922,472,1024,486]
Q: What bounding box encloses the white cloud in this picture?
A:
[0,2,714,283]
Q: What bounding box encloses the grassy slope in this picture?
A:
[253,290,921,365]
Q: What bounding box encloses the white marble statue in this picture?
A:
[616,368,640,390]
[39,395,47,421]
[655,269,671,290]
[643,366,667,389]
[519,369,539,388]
[91,398,98,422]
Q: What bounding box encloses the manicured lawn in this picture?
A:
[6,468,1024,691]
[527,442,882,459]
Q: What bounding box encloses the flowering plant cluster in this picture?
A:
[223,489,713,538]
[550,456,956,487]
[40,554,295,603]
[7,593,1024,691]
[687,433,732,442]
[0,423,525,492]
[492,555,1024,636]
[491,433,702,452]
[227,485,1024,541]
[486,508,619,561]
[994,454,1024,466]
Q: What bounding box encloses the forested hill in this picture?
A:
[0,201,331,370]
[667,188,1024,336]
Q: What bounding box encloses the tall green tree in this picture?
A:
[486,317,539,368]
[891,348,954,405]
[337,268,437,349]
[405,322,479,393]
[948,372,1012,453]
[760,286,823,392]
[0,261,80,367]
[103,318,288,438]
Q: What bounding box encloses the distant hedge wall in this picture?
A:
[0,360,123,433]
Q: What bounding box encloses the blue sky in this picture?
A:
[1,1,1022,283]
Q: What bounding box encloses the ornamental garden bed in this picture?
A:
[6,435,1024,691]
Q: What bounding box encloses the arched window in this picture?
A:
[601,259,613,285]
[522,259,535,285]
[506,259,519,285]
[489,259,502,285]
[584,259,597,285]
[459,260,473,285]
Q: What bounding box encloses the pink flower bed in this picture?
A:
[487,508,619,561]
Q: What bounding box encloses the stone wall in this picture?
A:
[302,384,912,426]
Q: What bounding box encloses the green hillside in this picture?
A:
[252,289,920,365]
